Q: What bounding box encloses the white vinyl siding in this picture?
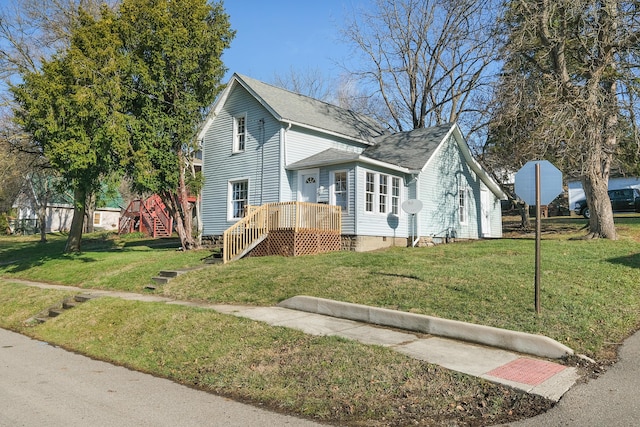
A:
[201,84,281,235]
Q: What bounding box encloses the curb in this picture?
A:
[278,296,574,360]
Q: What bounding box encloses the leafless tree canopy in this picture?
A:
[271,66,334,102]
[0,0,115,86]
[342,0,499,132]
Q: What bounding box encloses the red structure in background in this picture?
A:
[119,194,173,238]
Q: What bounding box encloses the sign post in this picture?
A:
[535,164,541,314]
[515,160,563,314]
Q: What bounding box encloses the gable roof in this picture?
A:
[364,123,453,170]
[199,73,389,144]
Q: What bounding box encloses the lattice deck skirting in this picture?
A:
[249,230,341,258]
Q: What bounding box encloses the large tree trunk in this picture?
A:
[65,186,87,253]
[37,200,47,243]
[190,159,202,247]
[178,152,195,250]
[518,201,531,231]
[160,171,196,252]
[581,80,618,240]
[84,192,95,234]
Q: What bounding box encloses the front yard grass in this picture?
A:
[1,217,640,425]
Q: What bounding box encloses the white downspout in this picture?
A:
[283,121,291,166]
[414,175,421,247]
[280,122,292,202]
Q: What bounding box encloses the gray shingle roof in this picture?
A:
[364,123,454,170]
[236,74,388,143]
[286,148,361,170]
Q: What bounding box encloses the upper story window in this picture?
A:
[332,171,348,211]
[233,115,246,152]
[365,172,400,215]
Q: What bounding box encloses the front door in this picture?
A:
[299,169,319,203]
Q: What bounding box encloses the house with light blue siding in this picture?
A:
[198,73,505,253]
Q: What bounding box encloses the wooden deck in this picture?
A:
[223,202,341,263]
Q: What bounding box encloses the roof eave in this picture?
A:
[451,124,507,200]
[287,154,415,174]
[282,120,378,146]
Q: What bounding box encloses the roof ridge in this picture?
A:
[235,73,365,116]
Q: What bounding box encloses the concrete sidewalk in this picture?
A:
[201,298,579,402]
[12,280,580,402]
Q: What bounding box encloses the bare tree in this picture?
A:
[271,66,334,102]
[489,0,640,240]
[0,0,115,88]
[342,0,499,132]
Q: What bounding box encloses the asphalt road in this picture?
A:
[501,329,640,426]
[4,325,639,427]
[0,328,326,427]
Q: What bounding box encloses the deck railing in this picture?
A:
[223,202,341,263]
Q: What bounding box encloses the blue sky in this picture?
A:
[222,1,359,83]
[0,0,361,85]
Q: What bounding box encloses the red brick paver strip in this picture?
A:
[487,358,566,386]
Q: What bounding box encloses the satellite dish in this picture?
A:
[402,199,423,214]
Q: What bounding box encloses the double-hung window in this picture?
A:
[233,115,246,152]
[365,172,375,212]
[391,177,400,215]
[229,180,248,220]
[458,186,467,223]
[365,172,400,214]
[333,171,348,211]
[379,175,388,213]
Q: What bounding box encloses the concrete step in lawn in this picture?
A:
[28,294,99,324]
[147,265,214,290]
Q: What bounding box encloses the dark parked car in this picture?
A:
[574,188,640,218]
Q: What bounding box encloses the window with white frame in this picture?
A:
[333,171,348,211]
[379,174,388,213]
[391,177,400,215]
[365,172,375,212]
[365,172,400,214]
[458,186,467,223]
[229,179,248,219]
[93,212,102,226]
[233,115,246,152]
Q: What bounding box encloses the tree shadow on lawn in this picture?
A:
[0,236,184,274]
[607,253,640,269]
[120,237,182,249]
[0,245,99,273]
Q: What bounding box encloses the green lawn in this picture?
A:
[1,220,639,426]
[0,232,206,290]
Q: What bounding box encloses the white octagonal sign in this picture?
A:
[514,160,563,206]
